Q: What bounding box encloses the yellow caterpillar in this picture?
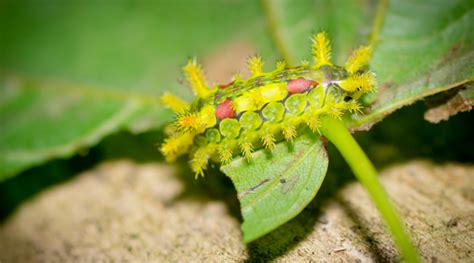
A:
[160,32,375,176]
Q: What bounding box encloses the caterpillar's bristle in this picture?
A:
[261,132,276,150]
[312,32,332,67]
[191,148,209,178]
[218,146,233,164]
[183,59,212,98]
[160,133,195,162]
[160,92,190,114]
[361,72,376,92]
[164,123,178,136]
[300,59,310,66]
[248,55,264,76]
[340,72,376,93]
[306,117,320,133]
[329,106,344,119]
[282,124,297,142]
[275,60,286,70]
[323,101,345,119]
[232,73,243,81]
[176,112,203,133]
[345,46,372,74]
[239,141,254,160]
[346,100,363,113]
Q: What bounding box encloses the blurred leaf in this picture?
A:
[350,0,474,128]
[221,132,328,242]
[0,78,165,179]
[263,0,473,129]
[262,0,374,65]
[0,1,270,180]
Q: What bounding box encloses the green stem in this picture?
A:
[261,0,295,66]
[319,116,419,263]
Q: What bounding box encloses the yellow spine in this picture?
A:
[248,55,264,76]
[312,32,332,67]
[183,59,212,98]
[345,46,372,74]
[240,141,254,160]
[160,92,189,114]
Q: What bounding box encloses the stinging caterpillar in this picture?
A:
[160,32,375,176]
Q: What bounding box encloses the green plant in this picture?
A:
[0,0,472,261]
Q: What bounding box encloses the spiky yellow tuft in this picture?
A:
[160,132,195,162]
[232,73,243,82]
[248,55,264,76]
[300,59,310,66]
[340,72,375,93]
[183,59,212,98]
[218,146,233,164]
[346,100,363,113]
[306,117,320,133]
[282,124,297,142]
[190,148,209,178]
[176,112,204,133]
[345,46,372,74]
[312,32,332,67]
[239,141,254,160]
[261,132,276,150]
[160,92,189,114]
[328,105,344,119]
[275,60,286,70]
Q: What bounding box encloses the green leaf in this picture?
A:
[221,132,328,242]
[262,0,374,65]
[0,1,269,180]
[350,0,474,128]
[0,78,167,178]
[265,0,473,129]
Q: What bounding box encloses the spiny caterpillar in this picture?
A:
[160,32,375,176]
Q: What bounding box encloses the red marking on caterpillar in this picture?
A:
[215,98,235,120]
[287,78,318,94]
[219,81,233,89]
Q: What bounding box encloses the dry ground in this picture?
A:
[0,160,472,262]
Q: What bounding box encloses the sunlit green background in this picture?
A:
[1,0,473,229]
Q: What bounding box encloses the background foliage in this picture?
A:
[0,0,473,239]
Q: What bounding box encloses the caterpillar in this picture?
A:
[160,32,375,176]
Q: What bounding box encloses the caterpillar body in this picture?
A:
[160,32,375,176]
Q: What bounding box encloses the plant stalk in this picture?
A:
[319,116,419,263]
